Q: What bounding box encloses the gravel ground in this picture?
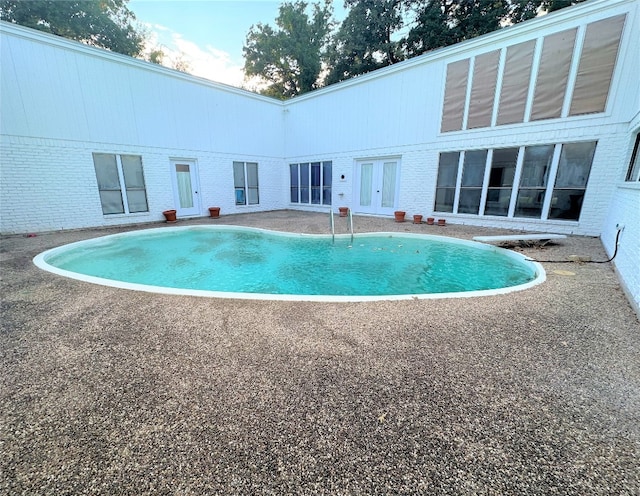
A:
[1,210,639,495]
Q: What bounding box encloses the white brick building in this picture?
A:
[1,0,638,311]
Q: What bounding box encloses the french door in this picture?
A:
[170,159,200,216]
[355,159,400,215]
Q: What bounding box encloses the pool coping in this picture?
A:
[33,224,546,302]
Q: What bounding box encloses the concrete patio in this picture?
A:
[1,211,638,494]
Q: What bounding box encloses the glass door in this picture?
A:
[355,159,400,215]
[170,159,200,217]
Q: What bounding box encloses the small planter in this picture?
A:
[208,207,220,218]
[394,211,406,223]
[437,218,446,226]
[426,217,435,225]
[339,206,349,217]
[413,214,423,224]
[162,209,177,223]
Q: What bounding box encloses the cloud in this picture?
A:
[139,22,246,88]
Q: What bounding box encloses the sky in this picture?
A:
[128,0,346,89]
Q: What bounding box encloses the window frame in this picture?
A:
[625,133,640,182]
[233,161,259,206]
[289,161,332,206]
[92,153,148,215]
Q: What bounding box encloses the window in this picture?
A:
[434,142,595,222]
[569,14,626,116]
[514,145,554,218]
[92,153,148,215]
[233,162,259,205]
[467,50,500,129]
[290,161,332,205]
[458,150,487,214]
[530,28,577,121]
[549,141,597,220]
[441,59,469,133]
[625,134,640,182]
[434,152,460,213]
[484,148,519,216]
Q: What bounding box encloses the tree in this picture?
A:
[243,1,333,99]
[404,0,588,58]
[0,0,144,57]
[325,0,404,85]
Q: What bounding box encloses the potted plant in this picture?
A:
[394,211,406,222]
[208,207,220,218]
[339,206,349,217]
[426,217,435,225]
[162,209,177,223]
[413,214,423,224]
[438,218,446,226]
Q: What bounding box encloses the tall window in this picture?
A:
[514,145,555,218]
[434,152,460,213]
[484,148,518,216]
[92,153,148,215]
[233,161,259,205]
[549,142,597,220]
[625,134,640,182]
[290,161,332,205]
[458,150,487,214]
[433,142,596,222]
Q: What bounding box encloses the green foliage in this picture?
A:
[325,0,404,85]
[0,0,144,57]
[243,0,333,99]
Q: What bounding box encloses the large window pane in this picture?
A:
[530,28,577,121]
[441,59,469,132]
[247,162,259,205]
[514,145,554,218]
[300,163,309,204]
[233,161,246,205]
[570,14,626,116]
[458,150,487,214]
[484,148,518,216]
[311,162,321,204]
[121,155,148,212]
[290,164,299,202]
[467,50,499,129]
[497,40,536,126]
[92,153,124,214]
[549,142,596,220]
[434,152,460,212]
[322,161,332,205]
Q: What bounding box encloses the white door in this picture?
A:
[355,159,400,215]
[170,159,200,217]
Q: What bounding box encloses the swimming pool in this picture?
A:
[34,226,544,301]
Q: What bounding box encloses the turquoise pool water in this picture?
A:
[35,226,543,301]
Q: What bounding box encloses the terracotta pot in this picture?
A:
[413,215,423,224]
[394,211,406,222]
[208,207,220,218]
[437,218,446,226]
[162,209,177,223]
[426,217,435,225]
[339,207,349,217]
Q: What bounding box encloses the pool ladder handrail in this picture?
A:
[329,208,335,244]
[329,208,354,245]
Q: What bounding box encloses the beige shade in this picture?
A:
[441,59,469,132]
[530,28,577,121]
[467,50,500,129]
[497,40,536,125]
[569,14,626,116]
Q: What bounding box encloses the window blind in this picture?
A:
[569,14,626,116]
[467,50,500,129]
[441,59,469,132]
[497,40,536,126]
[530,28,577,121]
